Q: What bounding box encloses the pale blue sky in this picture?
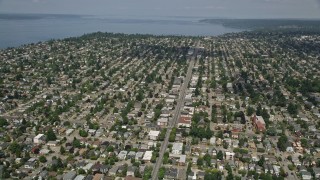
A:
[0,0,320,19]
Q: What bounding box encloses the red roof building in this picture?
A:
[252,115,266,132]
[178,116,192,128]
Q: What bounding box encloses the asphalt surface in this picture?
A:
[151,46,198,180]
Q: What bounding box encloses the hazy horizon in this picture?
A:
[1,13,320,21]
[0,0,320,19]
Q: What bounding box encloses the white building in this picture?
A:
[142,151,153,162]
[148,130,160,140]
[66,129,74,136]
[273,165,281,176]
[135,152,144,160]
[172,143,183,155]
[227,83,233,93]
[301,172,312,180]
[74,175,86,180]
[83,163,94,173]
[118,151,128,160]
[157,118,168,127]
[33,134,46,144]
[225,151,235,160]
[210,137,216,145]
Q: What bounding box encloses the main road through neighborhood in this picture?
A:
[151,45,199,180]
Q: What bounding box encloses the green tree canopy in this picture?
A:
[277,135,288,152]
[46,127,57,141]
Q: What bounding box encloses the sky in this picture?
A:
[0,0,320,19]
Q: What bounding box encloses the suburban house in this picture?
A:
[313,167,320,179]
[225,151,235,160]
[178,116,192,128]
[142,151,153,162]
[172,142,183,155]
[63,171,77,180]
[33,134,46,144]
[157,118,168,127]
[148,130,160,140]
[251,115,266,132]
[118,151,128,160]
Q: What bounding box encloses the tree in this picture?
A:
[39,155,47,163]
[0,117,9,127]
[205,172,222,180]
[277,135,288,152]
[135,168,142,178]
[187,162,192,174]
[195,87,200,96]
[223,141,229,149]
[197,157,203,166]
[300,138,308,148]
[169,128,177,142]
[50,157,64,172]
[236,101,240,109]
[72,137,81,148]
[0,164,10,178]
[288,103,298,116]
[226,164,234,180]
[143,166,153,180]
[46,127,57,141]
[78,168,85,174]
[280,167,287,177]
[203,153,212,167]
[159,128,167,141]
[216,131,223,139]
[107,146,114,152]
[266,127,277,136]
[136,89,144,101]
[79,129,88,137]
[217,150,224,160]
[9,141,22,156]
[261,173,273,180]
[239,138,247,147]
[159,167,166,180]
[256,104,262,116]
[261,108,270,120]
[246,106,255,116]
[60,146,66,154]
[258,156,265,166]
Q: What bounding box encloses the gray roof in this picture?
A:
[172,142,183,151]
[63,171,77,180]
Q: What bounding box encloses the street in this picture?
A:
[151,45,198,180]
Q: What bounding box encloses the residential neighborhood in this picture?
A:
[0,31,319,180]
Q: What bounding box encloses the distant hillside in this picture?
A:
[200,19,320,31]
[0,13,81,20]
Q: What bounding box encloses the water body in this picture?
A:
[0,14,244,49]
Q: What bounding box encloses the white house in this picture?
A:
[142,151,153,162]
[172,143,183,155]
[157,118,168,127]
[313,167,320,179]
[148,131,160,140]
[210,137,216,145]
[66,129,74,136]
[135,152,144,160]
[286,146,294,153]
[34,134,46,144]
[118,151,128,160]
[225,151,235,160]
[301,171,312,180]
[47,141,58,147]
[273,165,281,176]
[227,83,233,93]
[83,163,94,173]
